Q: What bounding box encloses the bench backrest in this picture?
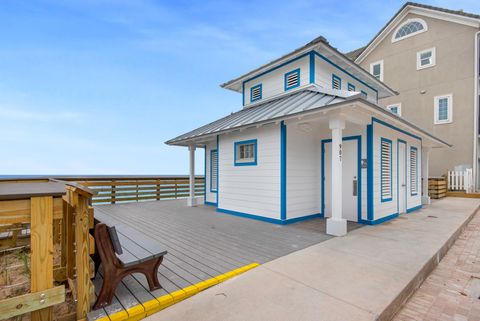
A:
[107,226,123,255]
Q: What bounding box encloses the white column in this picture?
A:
[187,144,196,207]
[421,147,431,205]
[326,117,347,236]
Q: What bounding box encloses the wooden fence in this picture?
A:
[0,181,95,321]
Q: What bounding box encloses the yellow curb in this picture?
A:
[125,304,146,321]
[97,262,259,321]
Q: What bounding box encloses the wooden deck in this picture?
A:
[88,200,360,320]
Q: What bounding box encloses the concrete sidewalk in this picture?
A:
[145,198,480,321]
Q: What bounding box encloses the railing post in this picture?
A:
[156,179,160,201]
[31,196,54,321]
[111,180,116,204]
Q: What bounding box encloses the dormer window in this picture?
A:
[392,18,427,42]
[250,84,262,102]
[284,69,300,91]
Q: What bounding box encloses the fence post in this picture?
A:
[31,196,54,321]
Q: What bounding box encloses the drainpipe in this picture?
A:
[473,31,480,191]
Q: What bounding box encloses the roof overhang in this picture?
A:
[220,37,398,99]
[355,3,480,64]
[166,94,450,149]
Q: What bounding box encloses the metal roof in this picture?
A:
[166,87,348,145]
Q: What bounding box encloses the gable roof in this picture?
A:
[352,2,480,63]
[165,85,450,148]
[220,36,398,99]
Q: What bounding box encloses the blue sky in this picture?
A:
[1,0,479,175]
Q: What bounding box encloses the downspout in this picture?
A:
[473,31,480,191]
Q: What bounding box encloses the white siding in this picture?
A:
[372,121,422,220]
[243,56,310,106]
[286,123,321,219]
[205,140,218,205]
[218,124,281,219]
[314,55,377,102]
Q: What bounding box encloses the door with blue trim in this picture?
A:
[323,139,359,222]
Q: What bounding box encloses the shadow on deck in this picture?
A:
[88,200,360,320]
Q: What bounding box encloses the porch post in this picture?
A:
[327,117,347,236]
[422,147,431,205]
[187,144,196,207]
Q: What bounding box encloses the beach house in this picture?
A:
[166,36,449,236]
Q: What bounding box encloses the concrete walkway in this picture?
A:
[145,198,480,321]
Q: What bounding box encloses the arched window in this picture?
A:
[392,18,427,42]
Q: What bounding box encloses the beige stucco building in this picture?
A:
[347,2,480,187]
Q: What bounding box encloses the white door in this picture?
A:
[323,139,358,222]
[398,141,407,214]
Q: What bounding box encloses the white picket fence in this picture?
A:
[447,169,474,193]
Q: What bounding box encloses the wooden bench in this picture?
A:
[92,212,167,310]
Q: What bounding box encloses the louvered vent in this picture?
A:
[410,147,418,195]
[250,85,262,102]
[285,69,300,90]
[332,75,341,90]
[381,139,392,201]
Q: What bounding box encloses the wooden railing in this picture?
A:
[0,176,206,205]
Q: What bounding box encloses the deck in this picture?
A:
[88,200,360,320]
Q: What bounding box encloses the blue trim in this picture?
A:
[312,51,378,95]
[250,84,262,103]
[359,213,399,225]
[217,208,321,225]
[380,137,393,203]
[210,149,218,193]
[284,68,301,91]
[410,146,418,196]
[309,52,315,84]
[332,74,341,90]
[406,204,422,213]
[367,124,374,221]
[234,139,258,166]
[280,121,287,221]
[216,135,219,206]
[242,82,245,106]
[205,201,217,207]
[372,117,422,141]
[321,135,362,222]
[204,147,207,204]
[361,90,368,98]
[244,52,309,84]
[348,83,355,91]
[397,139,407,214]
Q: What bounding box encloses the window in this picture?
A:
[210,150,218,192]
[348,83,356,92]
[361,90,368,98]
[386,103,402,116]
[284,69,300,91]
[381,138,392,202]
[234,139,257,166]
[392,18,427,42]
[417,48,436,70]
[332,74,341,90]
[370,60,383,81]
[434,94,453,124]
[410,147,418,195]
[250,84,262,102]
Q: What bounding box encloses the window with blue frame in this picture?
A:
[234,139,257,166]
[410,147,418,195]
[284,69,300,91]
[347,83,356,92]
[332,74,341,90]
[361,90,368,98]
[210,149,218,192]
[250,84,262,102]
[381,138,392,202]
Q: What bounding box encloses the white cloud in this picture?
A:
[0,106,82,122]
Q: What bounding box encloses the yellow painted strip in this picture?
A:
[100,262,259,321]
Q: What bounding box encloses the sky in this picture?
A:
[1,0,479,175]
